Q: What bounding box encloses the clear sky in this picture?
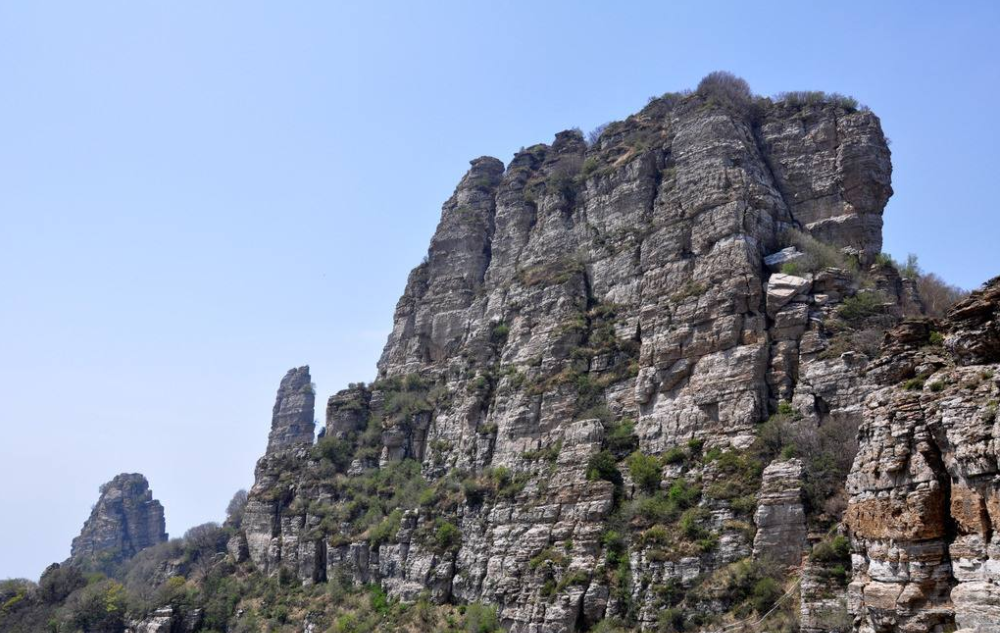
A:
[1,1,997,580]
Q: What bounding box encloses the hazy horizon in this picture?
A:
[2,0,998,580]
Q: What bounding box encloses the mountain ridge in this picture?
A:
[3,74,996,633]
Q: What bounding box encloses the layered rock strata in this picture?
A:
[266,366,316,453]
[69,473,167,571]
[753,458,808,566]
[239,91,901,631]
[846,279,1000,633]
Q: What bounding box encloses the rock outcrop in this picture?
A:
[69,473,167,571]
[231,87,911,632]
[127,606,203,633]
[266,366,316,453]
[846,278,1000,633]
[753,458,807,566]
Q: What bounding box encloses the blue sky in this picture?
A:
[1,1,997,580]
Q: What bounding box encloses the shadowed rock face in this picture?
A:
[846,278,1000,633]
[238,92,905,631]
[69,473,167,571]
[266,366,315,453]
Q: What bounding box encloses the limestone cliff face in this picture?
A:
[266,366,315,453]
[70,473,167,572]
[846,280,1000,633]
[239,91,905,631]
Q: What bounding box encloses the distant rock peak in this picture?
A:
[266,365,316,453]
[69,473,167,572]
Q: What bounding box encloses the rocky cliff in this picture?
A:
[846,280,1000,633]
[266,366,316,454]
[17,78,995,633]
[69,473,168,573]
[235,82,922,632]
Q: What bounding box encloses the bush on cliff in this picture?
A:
[626,451,662,494]
[697,71,754,113]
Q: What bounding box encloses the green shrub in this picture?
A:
[434,520,461,552]
[873,252,896,268]
[730,494,758,516]
[696,71,754,114]
[750,577,783,614]
[39,564,85,603]
[522,440,562,463]
[632,493,679,524]
[928,330,944,346]
[368,584,391,615]
[780,261,802,276]
[368,509,402,547]
[601,529,625,553]
[312,435,354,473]
[667,478,701,509]
[929,380,945,392]
[903,378,925,391]
[485,466,528,499]
[810,534,851,563]
[783,229,851,273]
[662,446,686,465]
[626,451,662,494]
[606,419,639,457]
[529,547,568,570]
[491,323,510,345]
[63,579,127,633]
[837,292,886,324]
[639,525,671,546]
[586,451,623,486]
[462,477,487,505]
[774,91,860,112]
[554,571,590,594]
[462,602,500,633]
[679,508,710,540]
[697,534,720,552]
[657,607,685,632]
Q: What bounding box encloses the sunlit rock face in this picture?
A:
[266,365,316,453]
[846,279,1000,633]
[239,90,906,631]
[70,473,167,572]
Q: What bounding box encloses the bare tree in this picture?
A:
[225,489,249,528]
[696,71,754,113]
[587,122,610,146]
[899,254,968,317]
[917,272,968,318]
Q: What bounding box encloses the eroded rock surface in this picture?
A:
[753,459,807,566]
[69,473,167,571]
[846,279,1000,633]
[266,366,316,453]
[236,91,903,631]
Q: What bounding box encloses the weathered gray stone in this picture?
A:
[753,459,807,566]
[69,473,167,571]
[763,246,804,270]
[766,273,812,317]
[266,366,315,453]
[234,91,906,631]
[846,279,1000,633]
